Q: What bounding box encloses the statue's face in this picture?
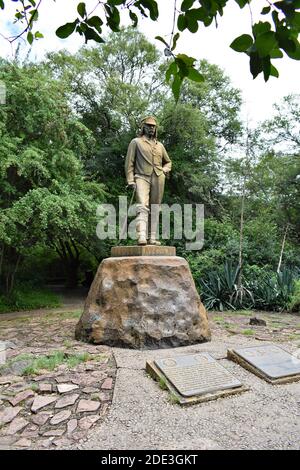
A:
[143,123,156,138]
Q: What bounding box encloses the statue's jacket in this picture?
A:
[125,135,172,185]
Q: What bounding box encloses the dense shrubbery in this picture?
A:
[289,280,300,313]
[0,282,61,313]
[197,262,299,312]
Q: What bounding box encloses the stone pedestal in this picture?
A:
[75,254,211,349]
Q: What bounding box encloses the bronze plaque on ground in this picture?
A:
[228,345,300,384]
[146,353,247,405]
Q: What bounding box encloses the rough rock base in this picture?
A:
[75,256,211,349]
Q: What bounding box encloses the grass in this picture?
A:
[30,383,39,392]
[158,376,168,391]
[168,392,180,404]
[230,310,256,316]
[288,333,300,340]
[41,310,82,323]
[242,329,254,336]
[1,350,92,376]
[0,286,61,314]
[213,316,224,322]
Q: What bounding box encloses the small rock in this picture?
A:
[14,438,31,448]
[55,375,72,384]
[75,376,100,386]
[8,389,35,406]
[20,424,39,438]
[84,364,97,371]
[39,383,52,393]
[42,429,65,437]
[40,438,55,448]
[0,376,19,385]
[31,395,58,413]
[76,399,100,413]
[57,383,79,394]
[78,415,100,430]
[5,341,17,350]
[6,382,27,393]
[6,417,28,435]
[0,435,17,447]
[33,374,53,382]
[31,411,52,426]
[72,431,86,441]
[55,394,79,409]
[0,406,22,426]
[70,376,81,385]
[82,387,99,394]
[67,419,78,435]
[3,359,32,376]
[23,422,38,430]
[50,410,71,425]
[91,371,106,379]
[53,437,72,447]
[98,392,111,402]
[100,403,109,416]
[101,378,113,390]
[249,317,267,326]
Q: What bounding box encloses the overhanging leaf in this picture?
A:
[165,61,177,82]
[56,21,78,39]
[171,32,180,51]
[255,31,278,57]
[181,0,195,12]
[155,35,169,48]
[230,34,253,52]
[77,2,86,19]
[188,67,204,82]
[172,73,183,102]
[234,0,249,8]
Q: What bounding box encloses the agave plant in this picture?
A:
[199,261,253,311]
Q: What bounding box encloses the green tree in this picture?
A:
[0,61,105,292]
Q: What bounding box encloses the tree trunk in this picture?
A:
[237,184,245,290]
[277,224,289,274]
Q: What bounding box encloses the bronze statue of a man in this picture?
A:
[125,116,172,245]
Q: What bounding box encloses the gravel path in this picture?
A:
[77,335,300,450]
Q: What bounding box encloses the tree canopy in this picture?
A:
[1,1,300,99]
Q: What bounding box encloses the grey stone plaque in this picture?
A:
[231,345,300,380]
[154,353,242,397]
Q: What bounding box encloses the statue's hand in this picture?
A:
[127,182,137,190]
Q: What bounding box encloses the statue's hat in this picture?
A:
[141,116,157,126]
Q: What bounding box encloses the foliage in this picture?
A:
[0,61,106,292]
[1,1,300,99]
[0,284,61,313]
[199,263,298,311]
[289,280,300,312]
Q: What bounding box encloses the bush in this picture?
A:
[199,262,298,312]
[0,283,62,313]
[289,280,300,312]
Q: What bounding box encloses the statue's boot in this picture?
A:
[148,205,161,245]
[136,207,148,245]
